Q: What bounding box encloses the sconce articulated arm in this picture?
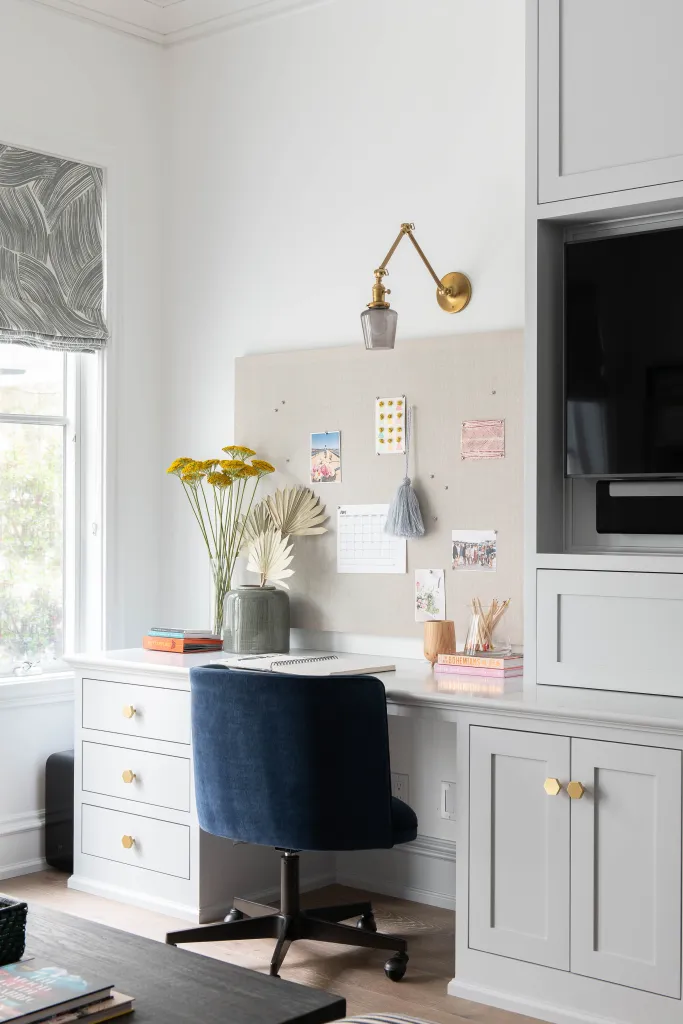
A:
[368,222,471,315]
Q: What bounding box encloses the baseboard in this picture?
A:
[447,979,618,1024]
[336,834,456,911]
[0,811,46,881]
[67,875,214,923]
[0,857,47,881]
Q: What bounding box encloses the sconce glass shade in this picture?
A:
[361,307,398,350]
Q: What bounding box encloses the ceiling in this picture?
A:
[26,0,327,44]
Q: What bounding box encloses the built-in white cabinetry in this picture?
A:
[537,570,683,696]
[537,0,683,203]
[570,738,681,997]
[469,728,570,970]
[457,717,683,1023]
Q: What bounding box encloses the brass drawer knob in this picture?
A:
[121,770,136,784]
[121,835,135,849]
[567,781,585,800]
[122,705,137,719]
[544,777,562,796]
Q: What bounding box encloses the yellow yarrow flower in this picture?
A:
[219,459,245,474]
[181,471,203,486]
[237,465,259,478]
[222,445,256,460]
[199,459,219,470]
[207,471,233,488]
[166,457,193,476]
[251,459,275,476]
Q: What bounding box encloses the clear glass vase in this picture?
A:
[210,558,231,640]
[464,602,512,656]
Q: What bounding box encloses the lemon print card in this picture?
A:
[375,396,406,455]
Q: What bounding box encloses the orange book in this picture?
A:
[143,636,222,653]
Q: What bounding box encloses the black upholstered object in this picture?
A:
[190,666,417,851]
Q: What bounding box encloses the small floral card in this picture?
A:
[375,396,406,454]
[415,569,445,622]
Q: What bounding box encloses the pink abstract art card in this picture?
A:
[461,419,505,460]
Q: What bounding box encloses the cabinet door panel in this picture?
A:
[469,726,570,969]
[571,739,681,996]
[538,0,683,202]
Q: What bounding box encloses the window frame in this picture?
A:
[0,349,103,680]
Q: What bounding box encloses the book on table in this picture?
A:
[0,959,128,1024]
[438,651,524,675]
[44,992,134,1024]
[149,627,220,640]
[143,635,223,653]
[435,664,523,677]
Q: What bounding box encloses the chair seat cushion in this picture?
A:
[391,797,418,845]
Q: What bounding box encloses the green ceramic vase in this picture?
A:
[223,585,290,655]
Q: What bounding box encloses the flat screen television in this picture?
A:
[565,225,683,478]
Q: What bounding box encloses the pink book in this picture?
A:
[434,664,523,678]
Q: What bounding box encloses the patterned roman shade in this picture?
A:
[0,145,108,352]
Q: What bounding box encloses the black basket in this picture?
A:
[0,895,27,966]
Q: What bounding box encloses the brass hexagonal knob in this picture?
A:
[121,835,135,849]
[544,777,562,796]
[567,781,585,800]
[121,770,136,784]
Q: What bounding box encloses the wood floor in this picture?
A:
[0,871,541,1024]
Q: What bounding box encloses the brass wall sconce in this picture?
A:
[361,222,472,350]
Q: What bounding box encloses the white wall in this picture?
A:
[162,0,526,627]
[0,0,164,872]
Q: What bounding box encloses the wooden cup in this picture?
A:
[424,620,456,666]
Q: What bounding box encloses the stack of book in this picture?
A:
[435,653,523,678]
[143,627,223,653]
[0,959,134,1024]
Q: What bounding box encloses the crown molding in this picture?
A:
[24,0,334,45]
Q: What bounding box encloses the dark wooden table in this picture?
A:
[25,905,346,1024]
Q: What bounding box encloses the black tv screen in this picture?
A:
[565,226,683,478]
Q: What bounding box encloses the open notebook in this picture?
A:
[213,653,396,676]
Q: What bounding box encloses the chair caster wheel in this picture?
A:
[224,908,244,923]
[384,952,408,981]
[357,913,377,933]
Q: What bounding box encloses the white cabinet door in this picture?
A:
[537,0,683,202]
[469,727,570,969]
[537,569,683,696]
[571,739,681,997]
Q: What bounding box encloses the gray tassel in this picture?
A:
[385,406,425,538]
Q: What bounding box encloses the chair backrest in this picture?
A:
[190,666,395,852]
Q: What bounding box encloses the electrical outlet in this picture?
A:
[391,772,409,802]
[441,780,456,820]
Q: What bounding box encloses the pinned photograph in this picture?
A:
[375,396,406,455]
[452,529,497,571]
[415,569,445,622]
[461,419,505,460]
[311,431,341,483]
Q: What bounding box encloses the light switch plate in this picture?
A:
[441,780,456,820]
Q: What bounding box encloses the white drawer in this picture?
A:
[82,678,190,744]
[82,741,191,812]
[537,569,683,696]
[81,803,190,878]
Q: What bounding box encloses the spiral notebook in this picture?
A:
[214,653,396,676]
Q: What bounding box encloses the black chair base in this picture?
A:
[165,851,408,981]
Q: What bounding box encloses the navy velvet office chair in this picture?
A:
[165,666,418,980]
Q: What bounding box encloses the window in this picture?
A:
[0,345,95,678]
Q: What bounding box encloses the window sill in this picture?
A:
[0,672,74,705]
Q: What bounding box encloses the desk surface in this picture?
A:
[26,904,345,1024]
[66,647,683,735]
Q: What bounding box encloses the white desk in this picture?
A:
[66,648,683,1024]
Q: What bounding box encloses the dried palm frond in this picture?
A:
[247,529,295,589]
[240,501,273,549]
[265,487,328,536]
